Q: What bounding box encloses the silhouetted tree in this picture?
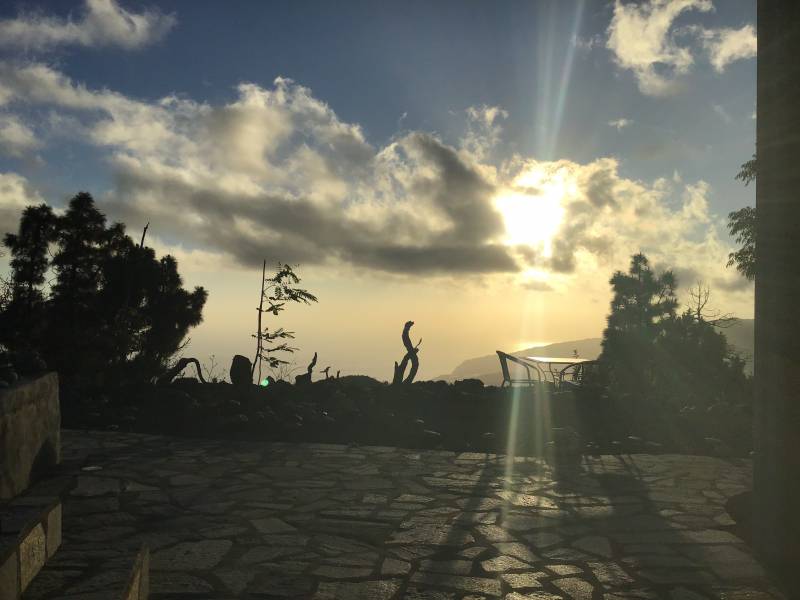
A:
[1,204,55,349]
[600,253,677,399]
[727,154,756,280]
[0,192,207,392]
[600,253,750,440]
[251,261,317,383]
[656,309,748,409]
[686,282,735,328]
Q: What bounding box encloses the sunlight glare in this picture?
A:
[495,177,567,256]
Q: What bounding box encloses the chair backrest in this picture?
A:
[496,351,511,382]
[560,360,599,386]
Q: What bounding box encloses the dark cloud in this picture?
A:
[409,133,504,244]
[667,265,703,287]
[584,168,618,208]
[107,133,519,276]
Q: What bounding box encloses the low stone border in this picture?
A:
[0,497,62,600]
[121,545,149,600]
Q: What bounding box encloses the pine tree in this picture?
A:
[601,253,678,400]
[1,204,55,349]
[0,191,208,391]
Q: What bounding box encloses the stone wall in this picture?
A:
[0,373,60,500]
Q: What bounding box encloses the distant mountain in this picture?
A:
[435,319,754,385]
[724,318,754,373]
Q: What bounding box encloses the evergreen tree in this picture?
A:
[600,253,750,444]
[0,191,207,391]
[601,253,677,399]
[0,204,55,348]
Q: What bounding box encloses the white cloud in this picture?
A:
[606,0,713,96]
[608,117,633,131]
[572,34,602,52]
[501,156,729,286]
[461,105,508,161]
[606,1,756,96]
[711,103,731,123]
[0,172,43,237]
[0,114,41,157]
[0,0,176,51]
[0,60,742,292]
[698,24,757,72]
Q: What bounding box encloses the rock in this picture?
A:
[230,355,252,387]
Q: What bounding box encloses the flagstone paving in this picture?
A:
[23,430,785,599]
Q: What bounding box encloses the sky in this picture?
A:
[0,0,757,381]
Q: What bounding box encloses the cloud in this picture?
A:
[697,24,757,72]
[711,103,731,123]
[0,0,176,51]
[460,105,508,161]
[606,1,756,96]
[0,64,516,275]
[500,156,731,291]
[608,117,633,131]
[0,172,43,237]
[0,61,743,291]
[0,113,41,157]
[572,34,602,52]
[606,0,713,96]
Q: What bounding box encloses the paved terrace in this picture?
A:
[25,430,783,599]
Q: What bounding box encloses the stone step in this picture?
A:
[0,496,62,600]
[18,539,150,600]
[0,470,74,600]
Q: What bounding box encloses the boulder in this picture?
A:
[229,355,253,387]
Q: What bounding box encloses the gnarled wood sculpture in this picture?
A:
[392,321,421,385]
[295,352,317,385]
[154,357,207,385]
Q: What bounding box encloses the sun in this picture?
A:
[494,171,568,256]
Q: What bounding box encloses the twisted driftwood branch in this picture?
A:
[392,321,421,385]
[154,357,207,385]
[295,352,317,385]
